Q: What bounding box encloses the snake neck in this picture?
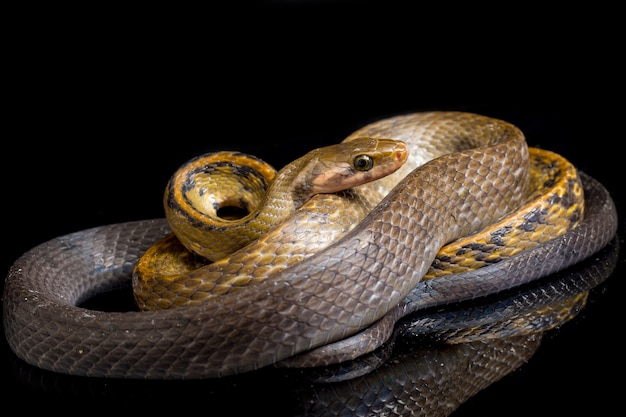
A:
[255,152,328,221]
[210,153,333,252]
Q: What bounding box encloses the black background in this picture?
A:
[3,1,623,415]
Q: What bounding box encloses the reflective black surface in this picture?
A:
[4,1,622,415]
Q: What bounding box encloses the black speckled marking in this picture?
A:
[542,175,557,189]
[166,179,180,210]
[569,208,582,225]
[454,243,496,258]
[548,193,561,206]
[561,178,580,209]
[475,249,504,263]
[518,207,548,232]
[433,255,452,264]
[489,226,513,246]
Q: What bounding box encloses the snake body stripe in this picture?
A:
[1,112,617,379]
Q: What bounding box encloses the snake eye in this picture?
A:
[353,154,374,171]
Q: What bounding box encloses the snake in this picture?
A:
[1,111,618,380]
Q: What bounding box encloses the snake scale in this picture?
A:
[2,111,618,379]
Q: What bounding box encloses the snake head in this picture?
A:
[309,137,409,194]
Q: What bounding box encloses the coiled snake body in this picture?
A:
[2,111,618,379]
